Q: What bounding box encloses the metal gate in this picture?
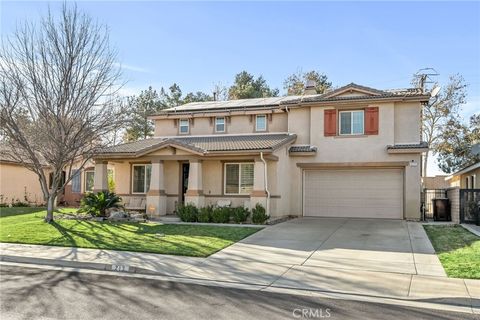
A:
[460,189,480,224]
[422,189,447,220]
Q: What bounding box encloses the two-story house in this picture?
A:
[93,83,430,220]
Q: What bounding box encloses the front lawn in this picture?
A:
[0,207,261,257]
[424,225,480,279]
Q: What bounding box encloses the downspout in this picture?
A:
[260,152,270,216]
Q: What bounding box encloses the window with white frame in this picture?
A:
[255,115,267,131]
[85,171,95,192]
[224,163,254,195]
[179,119,189,134]
[339,110,364,135]
[71,169,81,193]
[132,164,152,194]
[215,117,225,132]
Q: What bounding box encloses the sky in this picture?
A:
[1,1,479,175]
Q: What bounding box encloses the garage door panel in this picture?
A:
[304,169,403,219]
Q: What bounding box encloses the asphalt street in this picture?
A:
[0,264,476,320]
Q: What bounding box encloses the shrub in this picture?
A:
[211,206,231,223]
[252,203,269,224]
[11,200,30,207]
[79,191,122,217]
[198,206,213,223]
[232,207,250,224]
[177,203,198,222]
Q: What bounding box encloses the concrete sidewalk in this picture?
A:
[1,241,479,314]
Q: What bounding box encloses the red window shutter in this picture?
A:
[365,107,379,135]
[324,109,337,136]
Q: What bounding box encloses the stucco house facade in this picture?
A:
[446,162,479,189]
[0,151,99,206]
[93,83,430,220]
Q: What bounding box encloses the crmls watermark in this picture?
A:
[292,308,332,319]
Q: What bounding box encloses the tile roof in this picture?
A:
[98,134,297,157]
[387,142,429,149]
[289,145,318,153]
[155,83,430,113]
[0,144,49,166]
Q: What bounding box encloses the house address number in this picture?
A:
[111,264,130,272]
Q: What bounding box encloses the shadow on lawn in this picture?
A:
[44,219,258,256]
[0,207,46,218]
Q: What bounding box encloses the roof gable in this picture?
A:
[322,83,386,99]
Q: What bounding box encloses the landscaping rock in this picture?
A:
[105,207,121,216]
[108,211,129,221]
[129,213,146,222]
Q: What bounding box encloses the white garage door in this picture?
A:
[304,169,403,219]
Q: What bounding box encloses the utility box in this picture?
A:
[433,198,451,221]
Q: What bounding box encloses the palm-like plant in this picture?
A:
[79,191,123,217]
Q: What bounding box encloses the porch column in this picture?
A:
[93,160,108,192]
[185,159,204,207]
[250,158,267,210]
[146,159,167,216]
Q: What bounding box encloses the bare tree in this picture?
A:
[418,74,467,176]
[0,4,125,222]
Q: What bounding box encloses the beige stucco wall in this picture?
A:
[103,99,425,219]
[459,168,480,188]
[447,168,480,189]
[288,108,310,144]
[394,102,421,144]
[154,113,288,137]
[0,163,45,205]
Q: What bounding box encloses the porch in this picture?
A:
[91,134,296,217]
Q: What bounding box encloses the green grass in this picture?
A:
[424,225,480,279]
[0,207,261,257]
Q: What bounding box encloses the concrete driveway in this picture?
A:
[181,218,447,287]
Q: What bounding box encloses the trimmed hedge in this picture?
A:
[252,203,269,224]
[211,207,231,223]
[176,203,198,222]
[232,207,250,224]
[176,203,266,224]
[198,206,213,223]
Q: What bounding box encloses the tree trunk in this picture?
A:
[423,151,429,178]
[45,195,56,223]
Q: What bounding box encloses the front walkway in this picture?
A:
[1,218,479,313]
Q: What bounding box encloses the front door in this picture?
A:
[181,162,189,203]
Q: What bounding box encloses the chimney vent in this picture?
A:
[304,80,317,95]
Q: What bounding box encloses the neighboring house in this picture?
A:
[93,83,430,220]
[446,162,479,189]
[0,148,104,206]
[423,175,450,189]
[0,152,47,205]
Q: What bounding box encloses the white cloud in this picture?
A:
[113,62,149,73]
[118,86,143,97]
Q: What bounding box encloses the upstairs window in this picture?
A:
[179,119,189,134]
[339,110,364,135]
[215,117,225,132]
[256,115,267,132]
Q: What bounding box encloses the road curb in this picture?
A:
[1,254,478,315]
[0,254,159,275]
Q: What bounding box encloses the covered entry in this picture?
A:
[303,168,404,219]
